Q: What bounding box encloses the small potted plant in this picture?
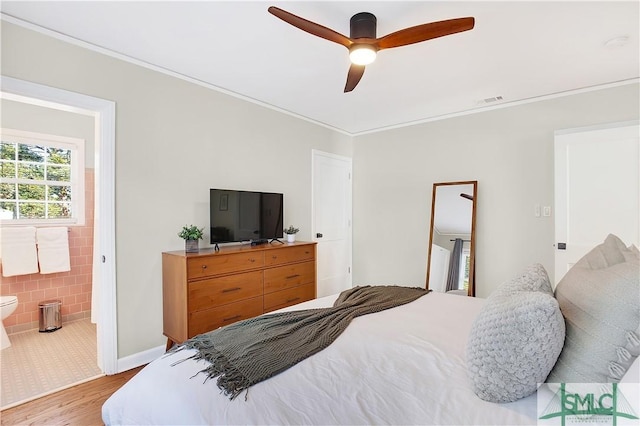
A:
[283,225,299,243]
[178,224,204,253]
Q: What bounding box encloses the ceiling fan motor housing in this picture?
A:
[350,12,377,39]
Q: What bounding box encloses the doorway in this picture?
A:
[1,77,117,377]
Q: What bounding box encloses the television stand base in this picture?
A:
[250,239,268,246]
[270,238,284,244]
[213,243,220,252]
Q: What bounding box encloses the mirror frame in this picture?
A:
[426,180,478,296]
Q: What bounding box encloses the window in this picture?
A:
[459,247,471,291]
[0,129,85,225]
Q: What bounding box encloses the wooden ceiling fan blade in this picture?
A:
[377,17,475,50]
[268,6,353,48]
[344,64,365,93]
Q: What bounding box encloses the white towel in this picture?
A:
[36,227,71,274]
[0,227,39,277]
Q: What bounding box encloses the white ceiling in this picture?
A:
[434,184,474,236]
[2,1,638,135]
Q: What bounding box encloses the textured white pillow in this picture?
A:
[546,234,640,383]
[467,264,565,403]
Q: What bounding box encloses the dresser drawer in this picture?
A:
[264,261,315,294]
[187,252,264,279]
[264,245,315,266]
[188,270,263,312]
[188,296,263,337]
[264,282,315,313]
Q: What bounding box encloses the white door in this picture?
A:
[554,122,639,284]
[312,150,352,297]
[428,244,450,293]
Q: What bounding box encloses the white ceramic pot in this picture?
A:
[286,233,296,243]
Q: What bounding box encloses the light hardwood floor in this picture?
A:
[0,366,143,425]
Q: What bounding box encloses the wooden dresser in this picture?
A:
[162,241,317,347]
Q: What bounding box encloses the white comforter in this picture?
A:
[102,291,538,425]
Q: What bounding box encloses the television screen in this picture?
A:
[210,189,283,244]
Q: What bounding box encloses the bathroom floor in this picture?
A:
[0,318,102,409]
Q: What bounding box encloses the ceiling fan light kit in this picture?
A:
[268,6,475,93]
[349,45,377,65]
[348,12,378,65]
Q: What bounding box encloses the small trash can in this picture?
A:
[39,300,62,332]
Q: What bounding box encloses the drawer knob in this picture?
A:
[286,297,300,304]
[286,274,300,279]
[201,265,207,269]
[222,287,241,293]
[272,255,277,260]
[249,258,255,263]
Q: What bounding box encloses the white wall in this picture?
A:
[1,22,352,357]
[1,99,95,168]
[352,84,639,297]
[3,19,638,358]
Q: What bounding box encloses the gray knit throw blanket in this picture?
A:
[170,285,429,399]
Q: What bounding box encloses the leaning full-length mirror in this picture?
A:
[426,181,477,296]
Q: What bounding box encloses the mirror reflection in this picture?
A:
[426,181,477,296]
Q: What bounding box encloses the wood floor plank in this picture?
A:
[0,366,143,426]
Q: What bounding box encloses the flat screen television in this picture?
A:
[210,189,284,244]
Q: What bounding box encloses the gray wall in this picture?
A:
[352,84,639,297]
[2,22,352,357]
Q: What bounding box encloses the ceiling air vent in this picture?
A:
[478,95,503,105]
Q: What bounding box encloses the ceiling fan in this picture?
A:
[268,6,475,93]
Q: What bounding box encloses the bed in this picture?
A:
[103,234,639,425]
[102,291,538,425]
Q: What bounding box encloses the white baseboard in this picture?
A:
[116,344,165,373]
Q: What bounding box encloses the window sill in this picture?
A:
[0,218,81,227]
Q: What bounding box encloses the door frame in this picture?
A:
[311,149,353,292]
[2,76,118,374]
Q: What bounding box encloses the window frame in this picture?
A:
[0,128,85,226]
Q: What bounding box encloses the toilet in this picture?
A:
[1,295,18,350]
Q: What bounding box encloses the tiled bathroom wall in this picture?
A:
[1,170,94,333]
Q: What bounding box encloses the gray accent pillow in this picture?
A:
[625,244,640,263]
[491,263,554,298]
[546,234,640,383]
[579,233,628,270]
[467,264,565,402]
